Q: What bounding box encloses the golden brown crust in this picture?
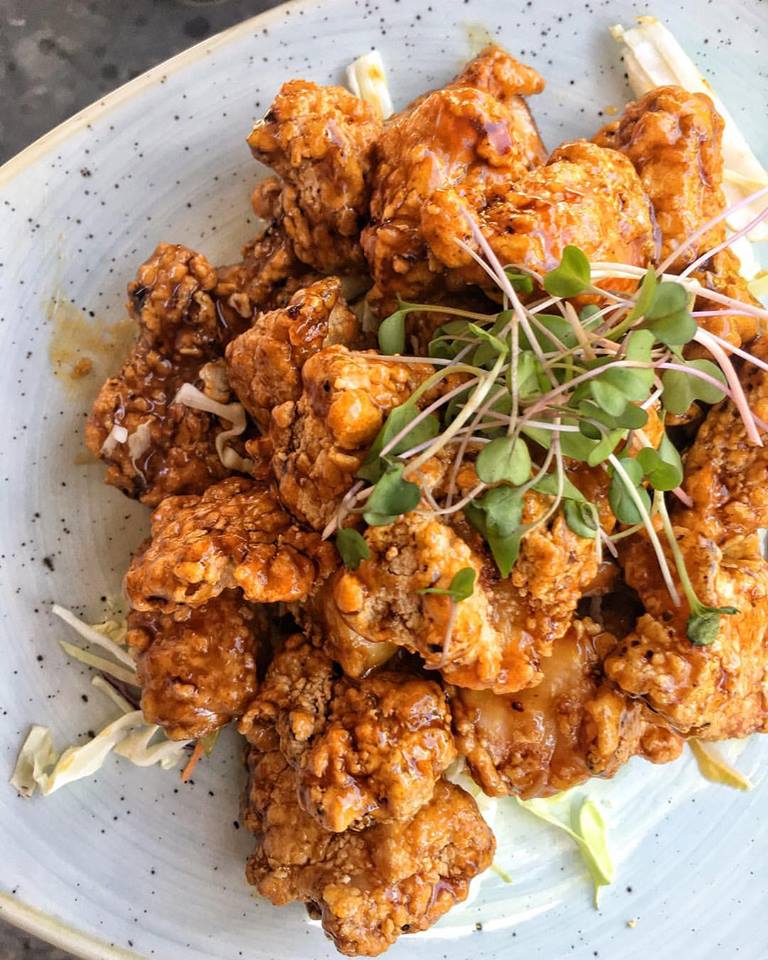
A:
[127,590,261,740]
[124,477,337,614]
[225,277,360,429]
[269,346,433,530]
[594,85,726,266]
[452,618,682,798]
[248,80,382,273]
[243,747,494,957]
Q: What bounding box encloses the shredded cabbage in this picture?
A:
[346,50,393,121]
[516,794,614,906]
[610,16,768,246]
[100,423,128,456]
[690,740,753,791]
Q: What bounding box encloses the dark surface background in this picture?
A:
[0,3,278,955]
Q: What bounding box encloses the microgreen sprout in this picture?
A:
[326,188,768,648]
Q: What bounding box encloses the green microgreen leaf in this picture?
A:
[427,319,468,360]
[465,485,524,578]
[378,308,407,355]
[585,429,627,466]
[467,322,508,356]
[627,268,658,321]
[579,304,601,323]
[335,528,370,570]
[636,434,683,491]
[564,500,599,539]
[543,245,592,298]
[661,359,727,415]
[590,378,629,416]
[608,456,651,524]
[687,605,739,646]
[476,436,532,485]
[642,281,696,346]
[532,472,586,502]
[357,404,440,483]
[504,269,535,295]
[363,464,421,526]
[418,566,476,602]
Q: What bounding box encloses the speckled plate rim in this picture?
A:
[0,3,305,957]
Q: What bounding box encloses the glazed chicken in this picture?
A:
[127,590,262,740]
[452,617,682,798]
[595,85,727,267]
[124,476,337,614]
[606,339,768,739]
[243,742,494,957]
[239,635,456,832]
[78,39,768,959]
[248,80,382,273]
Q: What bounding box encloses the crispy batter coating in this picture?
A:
[124,477,337,614]
[606,340,768,738]
[595,85,726,266]
[248,81,381,273]
[458,141,655,288]
[270,346,433,530]
[85,244,243,505]
[363,53,546,308]
[225,277,360,429]
[689,248,760,348]
[240,636,456,831]
[243,745,494,957]
[453,618,682,798]
[319,467,610,692]
[127,590,260,740]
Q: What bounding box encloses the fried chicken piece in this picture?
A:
[239,636,456,832]
[363,53,546,309]
[318,462,611,692]
[595,85,726,266]
[450,141,654,290]
[453,618,682,798]
[126,590,261,740]
[124,477,337,614]
[606,341,768,737]
[270,346,434,530]
[243,745,494,957]
[688,248,760,348]
[225,277,360,429]
[85,244,244,504]
[248,81,381,273]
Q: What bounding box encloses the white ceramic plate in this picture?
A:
[1,1,767,958]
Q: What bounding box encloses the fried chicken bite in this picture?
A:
[86,244,246,504]
[240,635,456,832]
[126,590,261,740]
[243,744,494,956]
[595,85,726,266]
[225,277,360,429]
[124,477,337,614]
[318,468,611,693]
[248,81,382,274]
[363,51,546,309]
[453,617,682,798]
[688,248,760,349]
[269,346,434,530]
[450,141,654,291]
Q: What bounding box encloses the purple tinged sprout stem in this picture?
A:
[679,202,768,279]
[693,329,763,445]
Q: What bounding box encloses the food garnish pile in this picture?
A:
[13,18,768,957]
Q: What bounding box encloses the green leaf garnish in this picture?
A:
[467,322,508,357]
[564,499,598,539]
[608,457,651,524]
[363,464,421,526]
[542,245,592,298]
[643,281,696,346]
[476,436,531,486]
[687,605,738,646]
[661,359,727,415]
[418,566,476,602]
[465,485,524,578]
[335,528,370,570]
[378,308,407,355]
[532,472,586,502]
[627,267,658,321]
[636,434,683,491]
[504,269,535,294]
[357,403,440,483]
